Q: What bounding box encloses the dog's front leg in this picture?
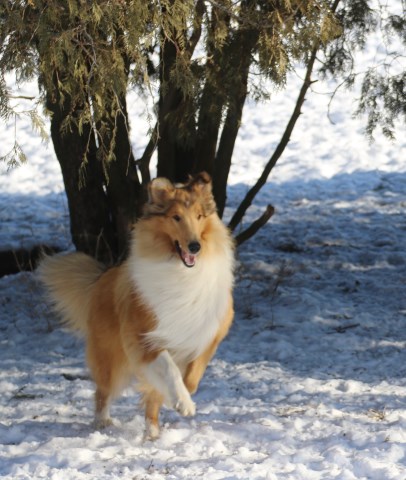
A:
[184,297,234,394]
[143,350,196,416]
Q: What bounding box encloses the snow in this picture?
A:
[1,40,406,479]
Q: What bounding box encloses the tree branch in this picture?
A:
[137,123,157,185]
[234,204,275,246]
[186,0,205,58]
[228,0,342,235]
[228,48,319,232]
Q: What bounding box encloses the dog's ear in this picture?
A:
[189,172,217,214]
[188,172,212,193]
[147,177,175,207]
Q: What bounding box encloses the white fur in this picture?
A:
[130,247,233,364]
[142,351,196,415]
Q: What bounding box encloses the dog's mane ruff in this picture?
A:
[128,215,234,363]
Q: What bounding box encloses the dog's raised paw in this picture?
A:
[175,396,196,416]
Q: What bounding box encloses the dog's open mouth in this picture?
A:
[175,241,197,268]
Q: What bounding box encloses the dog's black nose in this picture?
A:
[188,241,201,254]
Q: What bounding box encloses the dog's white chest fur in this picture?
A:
[130,252,233,362]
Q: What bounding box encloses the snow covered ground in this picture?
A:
[1,42,406,479]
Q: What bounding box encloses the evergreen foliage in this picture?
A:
[1,0,339,169]
[0,1,404,258]
[321,0,406,139]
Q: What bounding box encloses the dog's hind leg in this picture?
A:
[88,346,116,428]
[87,340,129,428]
[94,387,113,428]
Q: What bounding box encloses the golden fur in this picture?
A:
[39,172,234,438]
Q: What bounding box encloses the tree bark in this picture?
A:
[213,28,258,217]
[193,5,229,177]
[47,89,141,263]
[47,94,117,263]
[157,27,195,183]
[102,94,143,258]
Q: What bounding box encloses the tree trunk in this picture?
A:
[47,91,142,263]
[193,83,223,178]
[48,97,116,263]
[157,34,196,183]
[193,5,229,177]
[214,83,248,218]
[214,27,258,217]
[102,94,143,258]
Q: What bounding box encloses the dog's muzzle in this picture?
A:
[175,241,200,267]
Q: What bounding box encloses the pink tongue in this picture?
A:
[183,252,196,266]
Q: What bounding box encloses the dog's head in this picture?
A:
[141,172,217,267]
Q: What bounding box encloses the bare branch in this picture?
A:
[228,45,318,232]
[137,123,158,185]
[8,95,36,100]
[229,0,342,234]
[186,0,205,58]
[234,204,275,246]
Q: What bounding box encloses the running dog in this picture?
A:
[39,172,234,439]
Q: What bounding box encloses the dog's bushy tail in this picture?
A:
[38,252,104,336]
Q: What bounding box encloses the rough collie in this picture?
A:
[39,172,234,439]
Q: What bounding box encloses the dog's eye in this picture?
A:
[197,214,203,220]
[173,214,181,222]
